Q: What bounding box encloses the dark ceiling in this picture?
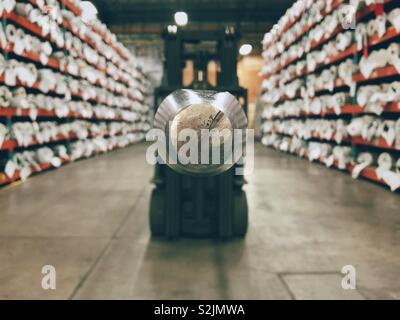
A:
[92,0,293,24]
[91,0,294,52]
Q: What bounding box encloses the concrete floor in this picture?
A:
[0,143,399,300]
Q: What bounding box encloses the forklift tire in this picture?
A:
[149,189,165,236]
[233,190,248,237]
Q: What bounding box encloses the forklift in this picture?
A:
[149,27,248,239]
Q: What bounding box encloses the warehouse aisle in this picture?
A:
[0,143,399,300]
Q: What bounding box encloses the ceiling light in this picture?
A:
[167,25,178,34]
[174,11,188,26]
[239,44,253,56]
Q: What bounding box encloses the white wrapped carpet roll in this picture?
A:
[334,146,352,170]
[363,118,380,142]
[16,63,38,87]
[388,43,400,73]
[359,49,389,79]
[352,152,374,179]
[36,147,54,164]
[376,152,393,179]
[367,15,387,38]
[377,153,400,192]
[11,87,29,109]
[347,116,370,137]
[395,119,400,149]
[357,85,382,111]
[0,86,11,107]
[338,59,356,87]
[0,22,8,49]
[4,59,18,86]
[355,23,367,51]
[336,31,352,51]
[396,158,400,174]
[0,122,7,149]
[388,8,400,32]
[14,3,32,18]
[308,142,322,162]
[54,145,68,159]
[12,29,26,55]
[379,120,396,146]
[2,0,16,14]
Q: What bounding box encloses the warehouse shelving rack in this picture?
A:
[0,12,144,103]
[260,0,400,190]
[0,0,152,187]
[263,0,396,79]
[269,102,400,120]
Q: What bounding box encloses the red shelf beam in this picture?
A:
[61,0,81,16]
[385,101,400,113]
[326,104,363,115]
[2,43,61,69]
[0,133,78,151]
[0,129,136,151]
[368,26,400,46]
[351,136,399,151]
[267,148,392,189]
[347,165,386,185]
[0,157,71,187]
[272,130,350,144]
[0,138,140,187]
[0,140,16,150]
[269,102,400,120]
[0,71,140,109]
[0,107,134,122]
[4,12,43,37]
[353,66,399,83]
[359,167,385,184]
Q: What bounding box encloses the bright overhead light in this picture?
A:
[174,11,188,26]
[80,1,98,24]
[239,44,253,56]
[167,25,178,34]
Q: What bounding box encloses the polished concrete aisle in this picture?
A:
[0,143,399,299]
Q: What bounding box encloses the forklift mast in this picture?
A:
[156,27,247,109]
[149,27,248,239]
